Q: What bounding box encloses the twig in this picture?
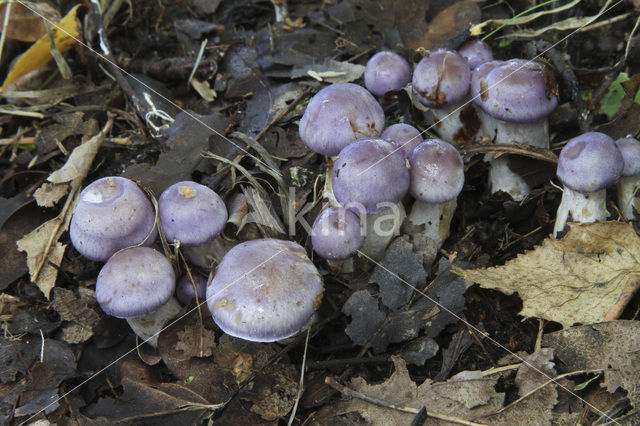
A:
[256,86,312,141]
[460,143,558,163]
[0,0,12,66]
[288,327,310,426]
[325,376,487,426]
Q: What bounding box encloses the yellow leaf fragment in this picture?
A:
[452,222,640,328]
[1,4,82,92]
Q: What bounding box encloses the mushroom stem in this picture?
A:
[553,187,608,237]
[428,100,469,143]
[126,297,182,348]
[616,174,640,220]
[408,199,457,249]
[360,202,406,261]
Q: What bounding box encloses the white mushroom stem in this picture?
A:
[408,198,457,249]
[429,100,469,143]
[553,186,608,237]
[126,297,182,348]
[616,174,640,220]
[484,117,550,201]
[360,202,406,261]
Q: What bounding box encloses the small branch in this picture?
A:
[460,143,558,163]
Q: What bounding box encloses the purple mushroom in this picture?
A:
[457,38,493,70]
[554,132,623,236]
[158,181,228,247]
[408,139,465,247]
[207,239,324,342]
[471,59,558,200]
[380,123,424,159]
[96,246,180,347]
[411,49,471,143]
[176,273,208,304]
[299,82,385,156]
[615,137,640,219]
[364,51,411,97]
[311,206,364,272]
[70,176,157,262]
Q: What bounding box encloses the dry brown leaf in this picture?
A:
[452,222,640,328]
[339,356,504,424]
[34,182,69,207]
[0,2,60,42]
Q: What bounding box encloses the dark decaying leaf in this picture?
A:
[34,112,99,157]
[51,287,101,344]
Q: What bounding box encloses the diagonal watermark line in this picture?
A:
[11,0,280,177]
[356,249,620,424]
[357,0,626,176]
[21,250,284,425]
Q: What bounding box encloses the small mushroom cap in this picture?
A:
[207,239,324,342]
[412,49,470,108]
[96,247,176,318]
[299,82,385,156]
[380,123,424,159]
[615,137,640,177]
[159,181,228,247]
[409,139,465,204]
[471,59,558,123]
[457,38,494,70]
[70,176,157,262]
[364,51,411,97]
[176,273,208,304]
[311,207,364,260]
[332,138,410,213]
[557,132,623,193]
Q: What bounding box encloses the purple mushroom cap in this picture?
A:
[207,239,324,342]
[332,138,410,213]
[457,38,494,70]
[615,137,640,177]
[364,51,411,97]
[70,176,157,262]
[299,82,385,156]
[409,139,465,204]
[96,247,176,318]
[311,207,364,260]
[380,123,424,159]
[176,273,208,304]
[159,181,228,247]
[471,59,558,123]
[412,49,470,108]
[557,132,623,193]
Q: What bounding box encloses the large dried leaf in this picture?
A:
[0,2,60,42]
[453,222,640,328]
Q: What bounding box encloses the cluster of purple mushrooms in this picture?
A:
[70,38,640,344]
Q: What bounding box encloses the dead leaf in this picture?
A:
[51,287,101,344]
[1,5,82,91]
[0,2,60,42]
[452,222,640,328]
[542,320,640,408]
[34,182,69,207]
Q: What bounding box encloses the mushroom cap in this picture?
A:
[70,176,157,262]
[299,82,385,156]
[615,137,640,177]
[311,207,364,260]
[96,247,176,318]
[332,138,410,213]
[409,139,465,204]
[206,239,324,342]
[364,51,411,97]
[176,273,208,304]
[380,123,424,159]
[471,59,558,123]
[457,38,494,70]
[557,132,623,193]
[412,49,471,108]
[159,181,228,247]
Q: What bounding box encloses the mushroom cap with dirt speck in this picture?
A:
[311,207,364,260]
[96,246,176,318]
[471,59,558,123]
[457,38,493,70]
[615,137,640,177]
[364,51,411,97]
[409,139,465,204]
[70,176,157,262]
[380,123,424,159]
[206,238,324,342]
[159,181,228,247]
[332,138,410,213]
[557,132,623,193]
[299,82,385,156]
[412,49,470,108]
